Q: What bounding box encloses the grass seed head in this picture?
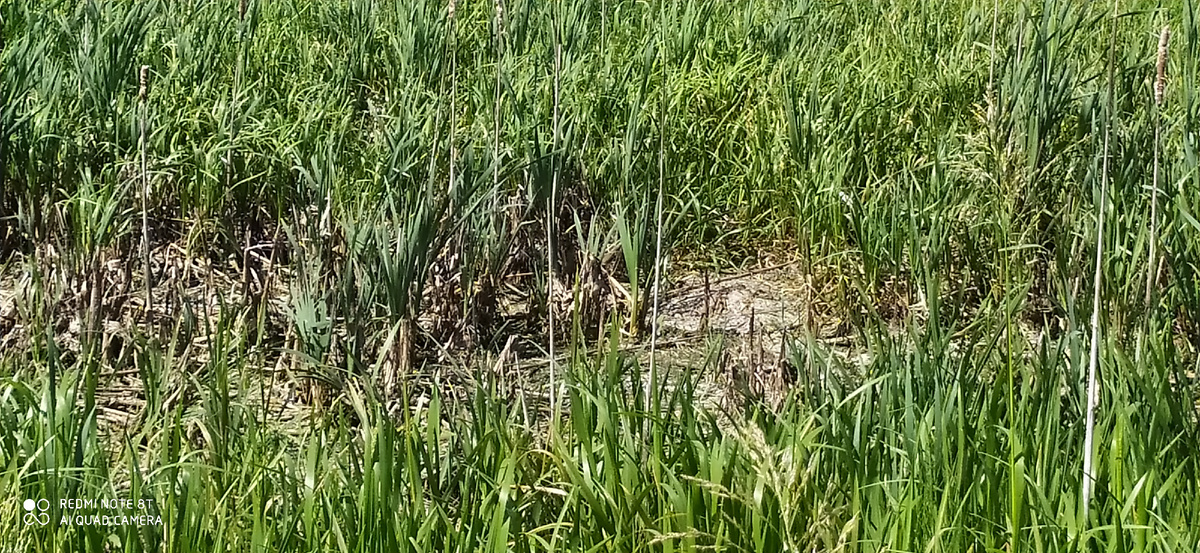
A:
[1155,26,1170,106]
[495,0,505,38]
[138,65,149,102]
[239,0,247,21]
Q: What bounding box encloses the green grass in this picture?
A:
[2,0,1200,551]
[2,316,1198,551]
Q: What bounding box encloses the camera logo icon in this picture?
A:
[23,499,49,526]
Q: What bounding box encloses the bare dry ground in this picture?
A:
[1,246,872,429]
[10,245,1151,439]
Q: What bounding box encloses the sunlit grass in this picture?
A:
[1,0,1199,551]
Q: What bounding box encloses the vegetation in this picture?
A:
[1,0,1199,551]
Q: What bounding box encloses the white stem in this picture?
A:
[494,0,504,197]
[140,75,150,315]
[1083,0,1120,523]
[649,54,666,421]
[548,3,562,416]
[1146,111,1160,310]
[449,3,457,198]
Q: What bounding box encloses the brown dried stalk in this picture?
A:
[1155,26,1170,107]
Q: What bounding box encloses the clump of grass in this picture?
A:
[5,303,1199,551]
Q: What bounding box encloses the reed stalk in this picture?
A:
[1083,0,1121,523]
[986,0,999,125]
[648,0,667,442]
[227,0,246,204]
[448,0,457,198]
[493,0,504,198]
[139,65,151,316]
[548,0,562,417]
[1146,26,1169,310]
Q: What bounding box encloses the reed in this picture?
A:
[448,0,457,198]
[139,64,151,316]
[647,0,668,457]
[548,0,562,415]
[1146,25,1169,309]
[226,0,247,207]
[493,0,504,197]
[1083,0,1121,524]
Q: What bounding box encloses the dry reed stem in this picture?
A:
[548,4,562,416]
[447,0,458,201]
[493,0,505,196]
[139,65,151,316]
[1146,26,1169,309]
[649,28,667,426]
[1083,0,1120,523]
[986,0,1000,125]
[491,0,506,316]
